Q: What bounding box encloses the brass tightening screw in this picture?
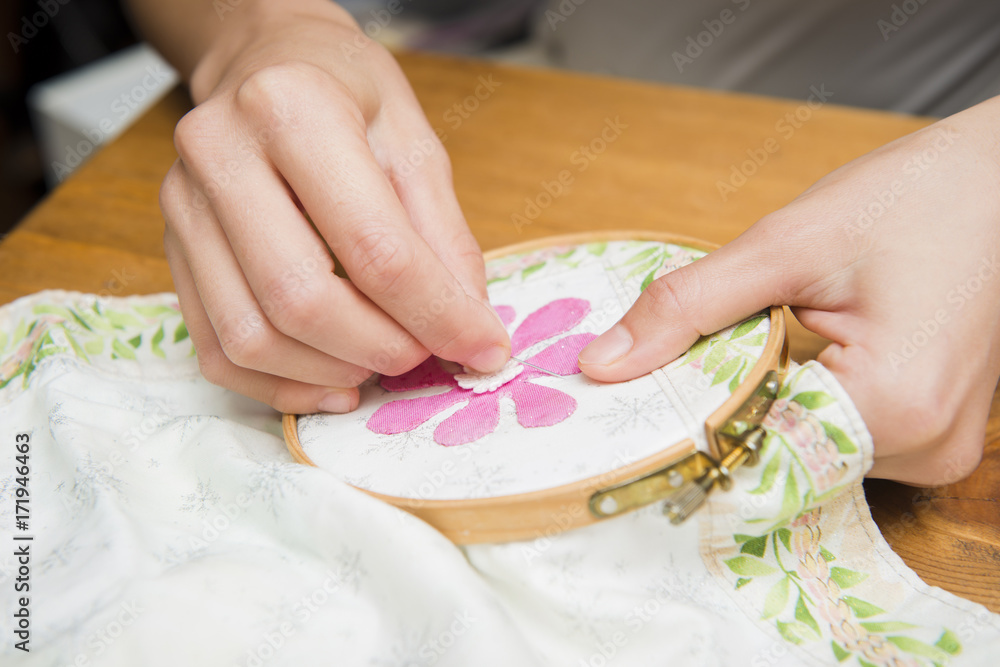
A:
[662,426,767,524]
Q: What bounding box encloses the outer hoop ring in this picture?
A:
[283,230,786,544]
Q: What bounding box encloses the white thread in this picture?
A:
[454,360,524,394]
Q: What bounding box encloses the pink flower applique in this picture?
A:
[366,298,597,446]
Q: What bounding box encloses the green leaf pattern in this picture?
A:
[484,240,706,294]
[1,295,193,393]
[485,244,581,285]
[723,507,962,665]
[757,370,853,500]
[676,313,769,392]
[719,365,963,666]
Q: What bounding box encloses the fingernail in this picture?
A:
[579,325,633,366]
[318,389,354,414]
[467,343,509,373]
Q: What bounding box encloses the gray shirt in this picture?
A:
[537,0,1000,116]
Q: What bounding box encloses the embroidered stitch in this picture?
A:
[366,298,596,446]
[454,359,525,394]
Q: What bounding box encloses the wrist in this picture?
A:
[189,0,359,104]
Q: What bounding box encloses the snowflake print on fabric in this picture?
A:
[180,478,221,515]
[589,394,667,436]
[366,298,597,446]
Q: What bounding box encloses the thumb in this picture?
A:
[578,230,803,382]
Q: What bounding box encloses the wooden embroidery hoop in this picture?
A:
[283,231,787,544]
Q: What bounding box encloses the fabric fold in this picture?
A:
[2,289,998,667]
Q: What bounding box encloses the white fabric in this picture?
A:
[1,290,998,667]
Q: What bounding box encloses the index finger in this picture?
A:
[261,83,510,372]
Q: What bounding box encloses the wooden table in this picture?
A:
[2,51,997,611]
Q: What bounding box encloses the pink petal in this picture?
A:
[494,305,516,328]
[511,298,590,356]
[434,393,501,446]
[367,389,468,435]
[525,333,597,376]
[509,382,578,428]
[380,357,455,392]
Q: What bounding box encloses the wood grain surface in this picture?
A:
[1,51,996,610]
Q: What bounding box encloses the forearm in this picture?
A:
[955,93,1000,180]
[122,0,237,80]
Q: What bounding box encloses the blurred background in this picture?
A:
[4,0,1000,237]
[2,0,138,235]
[0,0,543,236]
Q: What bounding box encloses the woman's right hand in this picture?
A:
[133,0,511,414]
